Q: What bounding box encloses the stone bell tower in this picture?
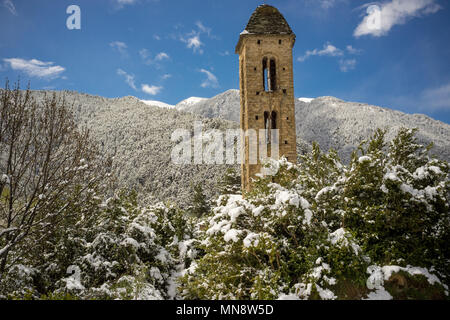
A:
[235,4,297,192]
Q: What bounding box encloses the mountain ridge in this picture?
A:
[22,89,450,205]
[156,89,449,163]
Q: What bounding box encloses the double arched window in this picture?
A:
[262,57,277,92]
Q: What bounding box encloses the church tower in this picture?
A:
[235,4,297,192]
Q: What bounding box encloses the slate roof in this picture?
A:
[235,4,295,53]
[244,4,293,35]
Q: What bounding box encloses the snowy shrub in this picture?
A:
[179,172,366,299]
[0,264,36,299]
[180,129,449,300]
[217,167,242,195]
[342,129,450,284]
[1,126,447,300]
[0,189,196,300]
[71,191,196,300]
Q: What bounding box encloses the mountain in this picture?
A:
[28,90,238,207]
[294,96,450,162]
[175,90,240,121]
[140,100,174,109]
[298,97,314,103]
[24,89,450,206]
[176,90,450,163]
[175,97,208,112]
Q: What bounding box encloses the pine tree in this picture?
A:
[190,183,210,218]
[218,167,241,195]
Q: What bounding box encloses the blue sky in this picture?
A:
[1,0,449,123]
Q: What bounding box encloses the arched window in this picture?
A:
[262,58,268,91]
[262,57,277,92]
[271,111,277,130]
[263,111,277,144]
[264,111,270,143]
[271,111,278,147]
[269,59,276,91]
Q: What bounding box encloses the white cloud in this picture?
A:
[3,0,17,15]
[117,68,137,90]
[179,21,215,54]
[391,82,450,112]
[139,48,150,60]
[155,52,169,61]
[302,0,347,10]
[421,83,450,110]
[187,35,203,52]
[139,50,170,66]
[199,69,219,88]
[339,59,357,72]
[346,45,362,54]
[298,43,360,72]
[298,42,343,62]
[113,0,137,10]
[153,34,161,40]
[319,0,345,9]
[354,0,441,37]
[195,21,211,36]
[141,84,163,95]
[161,74,172,80]
[181,33,204,54]
[110,41,128,57]
[3,58,65,79]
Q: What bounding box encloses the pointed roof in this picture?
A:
[235,4,295,53]
[244,4,293,35]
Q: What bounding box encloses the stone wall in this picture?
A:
[238,34,297,192]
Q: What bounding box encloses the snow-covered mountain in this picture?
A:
[294,96,450,162]
[140,100,174,109]
[175,90,450,163]
[28,91,238,206]
[175,97,208,112]
[25,89,450,205]
[175,90,240,122]
[298,97,315,103]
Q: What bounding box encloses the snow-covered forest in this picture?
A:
[20,88,450,208]
[0,84,449,300]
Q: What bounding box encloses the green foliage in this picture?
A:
[189,183,210,218]
[343,128,449,281]
[180,128,449,300]
[383,271,447,300]
[0,188,196,300]
[40,292,80,300]
[217,167,241,195]
[1,127,448,300]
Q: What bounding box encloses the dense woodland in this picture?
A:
[0,83,448,299]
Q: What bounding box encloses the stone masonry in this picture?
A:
[235,4,297,193]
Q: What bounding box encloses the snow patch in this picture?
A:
[365,264,446,299]
[365,288,393,300]
[175,97,208,111]
[224,229,242,243]
[63,276,85,291]
[243,232,260,248]
[252,206,265,217]
[358,155,371,163]
[329,228,361,255]
[298,97,314,103]
[140,100,174,109]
